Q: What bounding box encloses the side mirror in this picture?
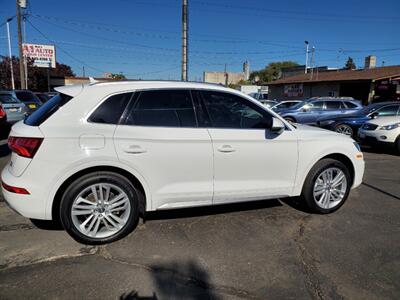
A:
[271,117,285,134]
[370,112,379,119]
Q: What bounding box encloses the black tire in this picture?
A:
[396,136,400,155]
[301,158,351,214]
[284,117,296,123]
[334,123,354,137]
[60,171,140,245]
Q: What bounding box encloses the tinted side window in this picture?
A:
[309,101,324,110]
[126,90,196,127]
[345,101,358,109]
[325,101,343,110]
[201,91,271,129]
[88,92,133,124]
[376,105,400,116]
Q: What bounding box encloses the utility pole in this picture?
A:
[23,14,28,89]
[304,41,309,74]
[6,18,15,90]
[82,66,85,77]
[181,0,188,81]
[16,0,26,89]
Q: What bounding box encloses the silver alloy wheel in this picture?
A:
[71,183,131,239]
[335,124,353,136]
[313,167,347,209]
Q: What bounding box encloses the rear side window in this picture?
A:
[125,90,197,127]
[88,92,133,124]
[310,101,324,109]
[25,93,73,126]
[325,101,343,109]
[344,101,358,109]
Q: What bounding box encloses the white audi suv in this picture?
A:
[1,81,364,244]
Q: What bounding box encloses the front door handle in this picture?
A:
[123,145,146,154]
[218,145,235,153]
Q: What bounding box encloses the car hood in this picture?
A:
[366,116,400,126]
[294,123,351,141]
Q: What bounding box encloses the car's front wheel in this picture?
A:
[335,123,354,137]
[396,136,400,155]
[301,158,351,214]
[60,172,140,244]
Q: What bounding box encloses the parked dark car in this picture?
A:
[317,101,400,137]
[0,90,42,114]
[278,97,363,125]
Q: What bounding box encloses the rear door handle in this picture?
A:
[217,145,235,153]
[123,145,146,154]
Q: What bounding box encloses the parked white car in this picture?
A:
[1,81,364,244]
[358,116,400,153]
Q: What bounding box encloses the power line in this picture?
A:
[26,19,106,74]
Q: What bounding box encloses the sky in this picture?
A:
[0,0,399,81]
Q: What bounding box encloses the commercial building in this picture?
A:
[267,57,400,104]
[49,76,125,89]
[204,61,250,85]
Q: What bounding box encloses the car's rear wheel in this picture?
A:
[335,124,353,137]
[301,158,351,214]
[60,172,140,245]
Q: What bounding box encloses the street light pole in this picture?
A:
[6,18,15,90]
[304,41,309,74]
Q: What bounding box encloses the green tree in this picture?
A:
[0,56,75,91]
[249,61,300,83]
[110,73,126,80]
[344,57,356,70]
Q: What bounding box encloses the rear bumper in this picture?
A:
[1,164,50,220]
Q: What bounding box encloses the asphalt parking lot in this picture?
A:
[0,140,399,300]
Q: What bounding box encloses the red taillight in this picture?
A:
[0,105,6,118]
[8,136,43,158]
[2,182,30,195]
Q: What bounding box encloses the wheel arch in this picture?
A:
[284,115,297,122]
[320,153,355,186]
[295,151,356,196]
[51,165,148,223]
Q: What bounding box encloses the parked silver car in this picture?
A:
[0,94,27,124]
